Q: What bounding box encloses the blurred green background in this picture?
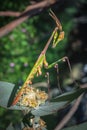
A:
[0,0,87,129]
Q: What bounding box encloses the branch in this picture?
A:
[0,0,59,38]
[54,94,84,130]
[0,11,21,17]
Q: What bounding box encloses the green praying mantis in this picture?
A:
[12,10,65,106]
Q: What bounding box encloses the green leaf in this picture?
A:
[62,121,87,130]
[0,81,29,111]
[51,88,86,102]
[31,101,67,116]
[0,81,14,109]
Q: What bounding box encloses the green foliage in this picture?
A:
[0,17,39,83]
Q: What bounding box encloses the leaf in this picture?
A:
[62,121,87,130]
[6,122,24,130]
[31,101,67,116]
[6,123,15,130]
[0,81,29,111]
[8,105,29,111]
[51,88,86,102]
[0,81,14,108]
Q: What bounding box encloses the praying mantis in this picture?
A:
[11,10,65,107]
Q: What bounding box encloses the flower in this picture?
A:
[9,62,15,67]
